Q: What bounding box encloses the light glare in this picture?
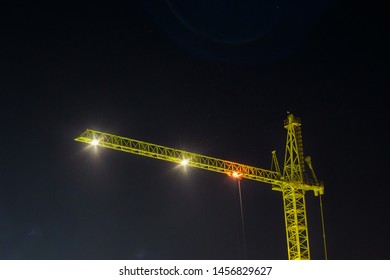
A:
[91,139,99,146]
[180,159,189,166]
[230,171,243,179]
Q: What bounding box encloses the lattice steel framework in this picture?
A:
[74,114,324,260]
[281,114,310,260]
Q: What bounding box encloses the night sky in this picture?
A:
[1,1,388,260]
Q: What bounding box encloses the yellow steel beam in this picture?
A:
[75,129,322,193]
[75,129,283,185]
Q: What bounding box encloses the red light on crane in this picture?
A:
[229,171,243,180]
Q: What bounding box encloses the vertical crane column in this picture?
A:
[282,114,310,260]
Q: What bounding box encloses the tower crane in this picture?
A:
[75,113,325,260]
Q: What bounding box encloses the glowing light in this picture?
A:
[229,171,243,179]
[180,159,189,166]
[91,139,99,146]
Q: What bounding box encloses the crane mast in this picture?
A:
[282,114,310,260]
[75,114,324,260]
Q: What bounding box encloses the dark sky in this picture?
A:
[0,1,388,260]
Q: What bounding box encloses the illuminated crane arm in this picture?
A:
[75,129,323,195]
[75,129,282,185]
